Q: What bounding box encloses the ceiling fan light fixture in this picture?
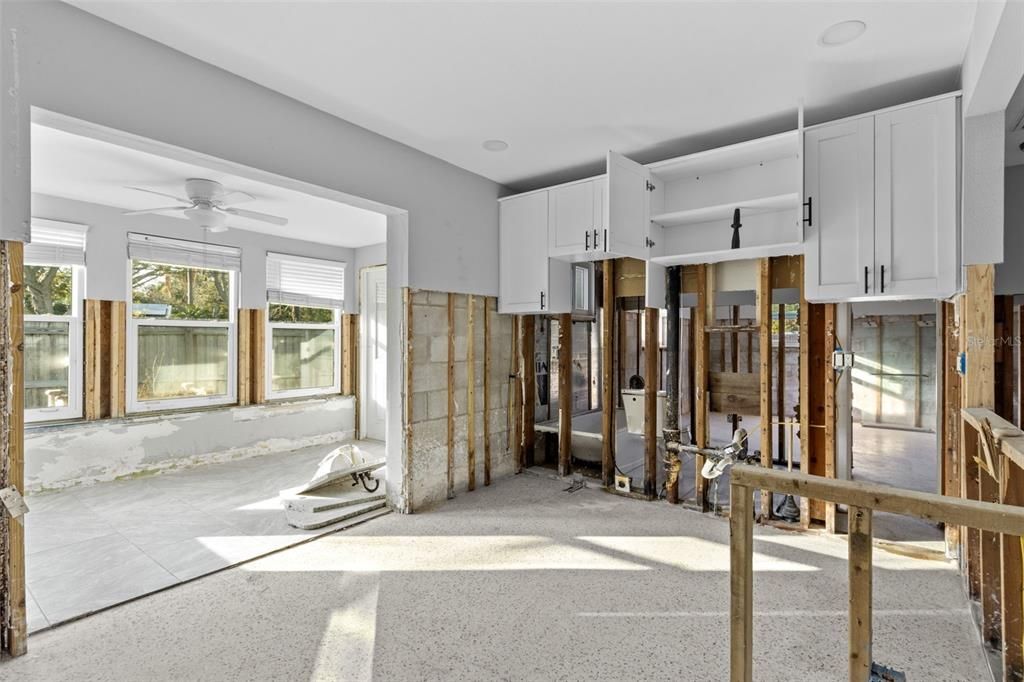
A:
[819,20,866,47]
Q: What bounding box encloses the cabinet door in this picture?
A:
[548,180,596,259]
[874,97,957,298]
[804,117,875,300]
[606,151,651,260]
[499,192,550,314]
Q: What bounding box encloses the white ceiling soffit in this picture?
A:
[31,124,388,248]
[72,1,977,190]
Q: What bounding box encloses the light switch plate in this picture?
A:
[0,486,29,519]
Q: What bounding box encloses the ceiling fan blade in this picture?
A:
[125,186,191,203]
[122,206,190,216]
[221,207,289,226]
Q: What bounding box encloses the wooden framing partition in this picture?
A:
[643,306,658,498]
[693,263,712,511]
[756,258,772,518]
[2,241,26,656]
[729,463,1024,682]
[84,299,128,420]
[522,316,536,468]
[558,312,572,476]
[601,261,616,488]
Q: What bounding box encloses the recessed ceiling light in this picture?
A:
[819,20,866,47]
[483,139,509,152]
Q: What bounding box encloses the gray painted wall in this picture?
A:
[33,193,359,311]
[962,111,1006,266]
[1,1,502,297]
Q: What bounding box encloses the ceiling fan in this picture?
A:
[122,178,288,233]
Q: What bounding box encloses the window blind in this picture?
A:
[127,233,241,271]
[266,252,345,309]
[25,219,87,266]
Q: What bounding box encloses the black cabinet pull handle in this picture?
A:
[803,196,813,227]
[585,231,590,250]
[881,265,885,293]
[540,291,545,310]
[864,266,869,295]
[593,229,599,250]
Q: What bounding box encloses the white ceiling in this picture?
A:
[31,124,388,248]
[72,1,977,189]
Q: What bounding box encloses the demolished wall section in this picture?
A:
[407,291,514,511]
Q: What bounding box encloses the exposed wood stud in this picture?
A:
[694,263,712,510]
[484,297,492,487]
[522,316,536,467]
[84,299,102,420]
[5,241,26,656]
[729,483,754,682]
[981,459,1002,647]
[798,256,812,528]
[558,313,572,477]
[403,288,414,513]
[109,301,126,418]
[601,261,616,488]
[848,506,873,682]
[342,313,356,396]
[825,303,838,533]
[644,306,658,499]
[250,308,266,405]
[511,316,523,474]
[467,295,476,492]
[914,313,922,429]
[757,258,773,519]
[1000,457,1024,680]
[447,293,455,499]
[961,265,994,599]
[237,309,252,406]
[776,303,786,464]
[941,302,961,551]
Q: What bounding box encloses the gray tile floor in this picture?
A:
[24,439,385,632]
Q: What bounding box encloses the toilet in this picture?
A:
[621,389,666,436]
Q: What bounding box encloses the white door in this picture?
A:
[606,151,651,260]
[548,180,596,259]
[874,97,957,298]
[804,117,875,300]
[361,266,387,441]
[499,192,550,313]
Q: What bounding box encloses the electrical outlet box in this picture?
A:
[614,474,631,492]
[831,350,855,370]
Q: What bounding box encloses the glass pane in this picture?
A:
[25,321,70,410]
[132,261,230,321]
[137,326,230,401]
[24,265,74,316]
[271,327,336,392]
[268,304,335,324]
[573,265,590,312]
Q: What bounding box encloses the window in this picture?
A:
[24,219,86,422]
[265,252,344,399]
[126,234,239,412]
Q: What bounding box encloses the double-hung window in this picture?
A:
[127,233,239,412]
[24,219,86,423]
[265,252,344,400]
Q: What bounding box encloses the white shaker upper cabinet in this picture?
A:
[606,151,652,261]
[804,117,876,301]
[548,178,603,260]
[874,97,957,299]
[499,191,569,315]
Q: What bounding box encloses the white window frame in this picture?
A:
[265,305,342,400]
[126,261,238,414]
[24,266,84,423]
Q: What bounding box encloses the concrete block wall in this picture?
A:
[408,291,514,511]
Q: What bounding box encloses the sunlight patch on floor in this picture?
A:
[578,536,819,572]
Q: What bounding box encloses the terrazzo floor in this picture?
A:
[23,439,386,632]
[7,472,987,681]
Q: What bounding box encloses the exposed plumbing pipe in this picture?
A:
[664,265,682,503]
